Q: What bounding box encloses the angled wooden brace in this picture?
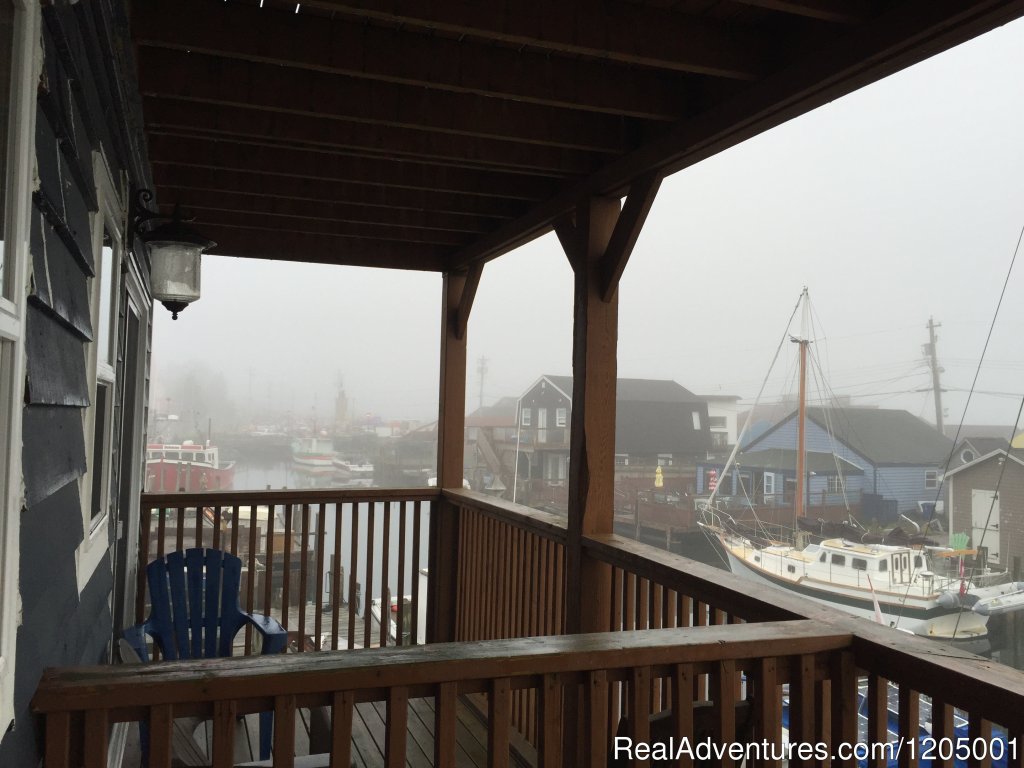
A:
[600,172,662,302]
[453,262,484,341]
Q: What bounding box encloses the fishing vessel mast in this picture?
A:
[791,287,810,526]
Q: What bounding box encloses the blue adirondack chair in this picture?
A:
[124,547,288,763]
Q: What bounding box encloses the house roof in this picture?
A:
[126,0,1024,271]
[542,375,702,404]
[944,448,1024,479]
[528,375,708,454]
[959,437,1011,457]
[466,397,519,428]
[748,407,953,466]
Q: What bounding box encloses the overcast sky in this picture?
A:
[151,17,1024,435]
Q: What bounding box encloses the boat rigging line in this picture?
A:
[896,218,1024,632]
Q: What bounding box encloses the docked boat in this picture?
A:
[332,457,375,480]
[699,288,1024,643]
[702,514,1024,641]
[291,436,335,467]
[145,441,235,492]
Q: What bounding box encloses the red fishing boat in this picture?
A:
[145,441,236,492]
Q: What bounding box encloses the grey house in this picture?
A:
[732,407,953,518]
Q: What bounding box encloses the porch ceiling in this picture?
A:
[129,0,1024,271]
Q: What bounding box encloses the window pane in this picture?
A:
[0,3,15,294]
[89,382,110,519]
[98,231,114,366]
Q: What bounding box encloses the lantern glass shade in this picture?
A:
[148,241,202,315]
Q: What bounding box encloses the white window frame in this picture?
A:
[555,407,567,427]
[76,153,125,592]
[763,473,775,496]
[0,0,41,732]
[924,470,939,490]
[521,407,531,427]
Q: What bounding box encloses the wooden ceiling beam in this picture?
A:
[202,229,450,271]
[300,0,766,79]
[155,189,499,235]
[184,210,472,247]
[151,166,525,220]
[133,0,690,121]
[137,48,636,154]
[147,134,557,201]
[729,0,873,25]
[142,99,598,178]
[449,0,1024,270]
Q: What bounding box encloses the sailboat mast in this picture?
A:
[795,336,808,520]
[793,287,810,523]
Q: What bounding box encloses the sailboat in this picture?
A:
[698,289,1024,644]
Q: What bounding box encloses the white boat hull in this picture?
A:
[716,534,989,642]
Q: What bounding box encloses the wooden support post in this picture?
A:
[428,268,480,643]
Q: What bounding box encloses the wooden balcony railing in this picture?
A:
[138,489,435,654]
[35,620,853,768]
[35,487,1024,766]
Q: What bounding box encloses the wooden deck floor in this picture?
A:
[122,695,536,767]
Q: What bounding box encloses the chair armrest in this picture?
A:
[242,612,289,655]
[122,624,152,663]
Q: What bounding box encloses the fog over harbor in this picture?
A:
[151,18,1024,436]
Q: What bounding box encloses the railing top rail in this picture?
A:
[34,620,844,713]
[443,489,568,543]
[584,532,806,623]
[141,487,441,506]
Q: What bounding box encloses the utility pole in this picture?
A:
[925,317,944,434]
[476,356,488,410]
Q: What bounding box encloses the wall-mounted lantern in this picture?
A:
[130,189,216,319]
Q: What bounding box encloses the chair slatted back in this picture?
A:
[146,548,247,660]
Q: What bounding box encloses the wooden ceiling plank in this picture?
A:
[133,0,690,121]
[147,134,557,202]
[142,100,597,178]
[299,0,766,79]
[188,210,472,247]
[150,166,525,220]
[448,0,1024,270]
[154,189,499,235]
[729,0,872,25]
[202,229,450,271]
[137,48,635,154]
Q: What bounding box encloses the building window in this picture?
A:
[708,416,727,429]
[826,475,845,494]
[710,432,727,448]
[657,454,673,467]
[555,407,567,427]
[925,470,939,490]
[961,449,975,464]
[763,473,775,496]
[615,454,629,466]
[692,411,701,430]
[521,407,531,427]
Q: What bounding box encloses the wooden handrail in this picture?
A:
[443,488,568,544]
[142,487,440,506]
[34,620,846,714]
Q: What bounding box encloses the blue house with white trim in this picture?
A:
[699,407,952,520]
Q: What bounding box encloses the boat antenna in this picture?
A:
[705,289,805,507]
